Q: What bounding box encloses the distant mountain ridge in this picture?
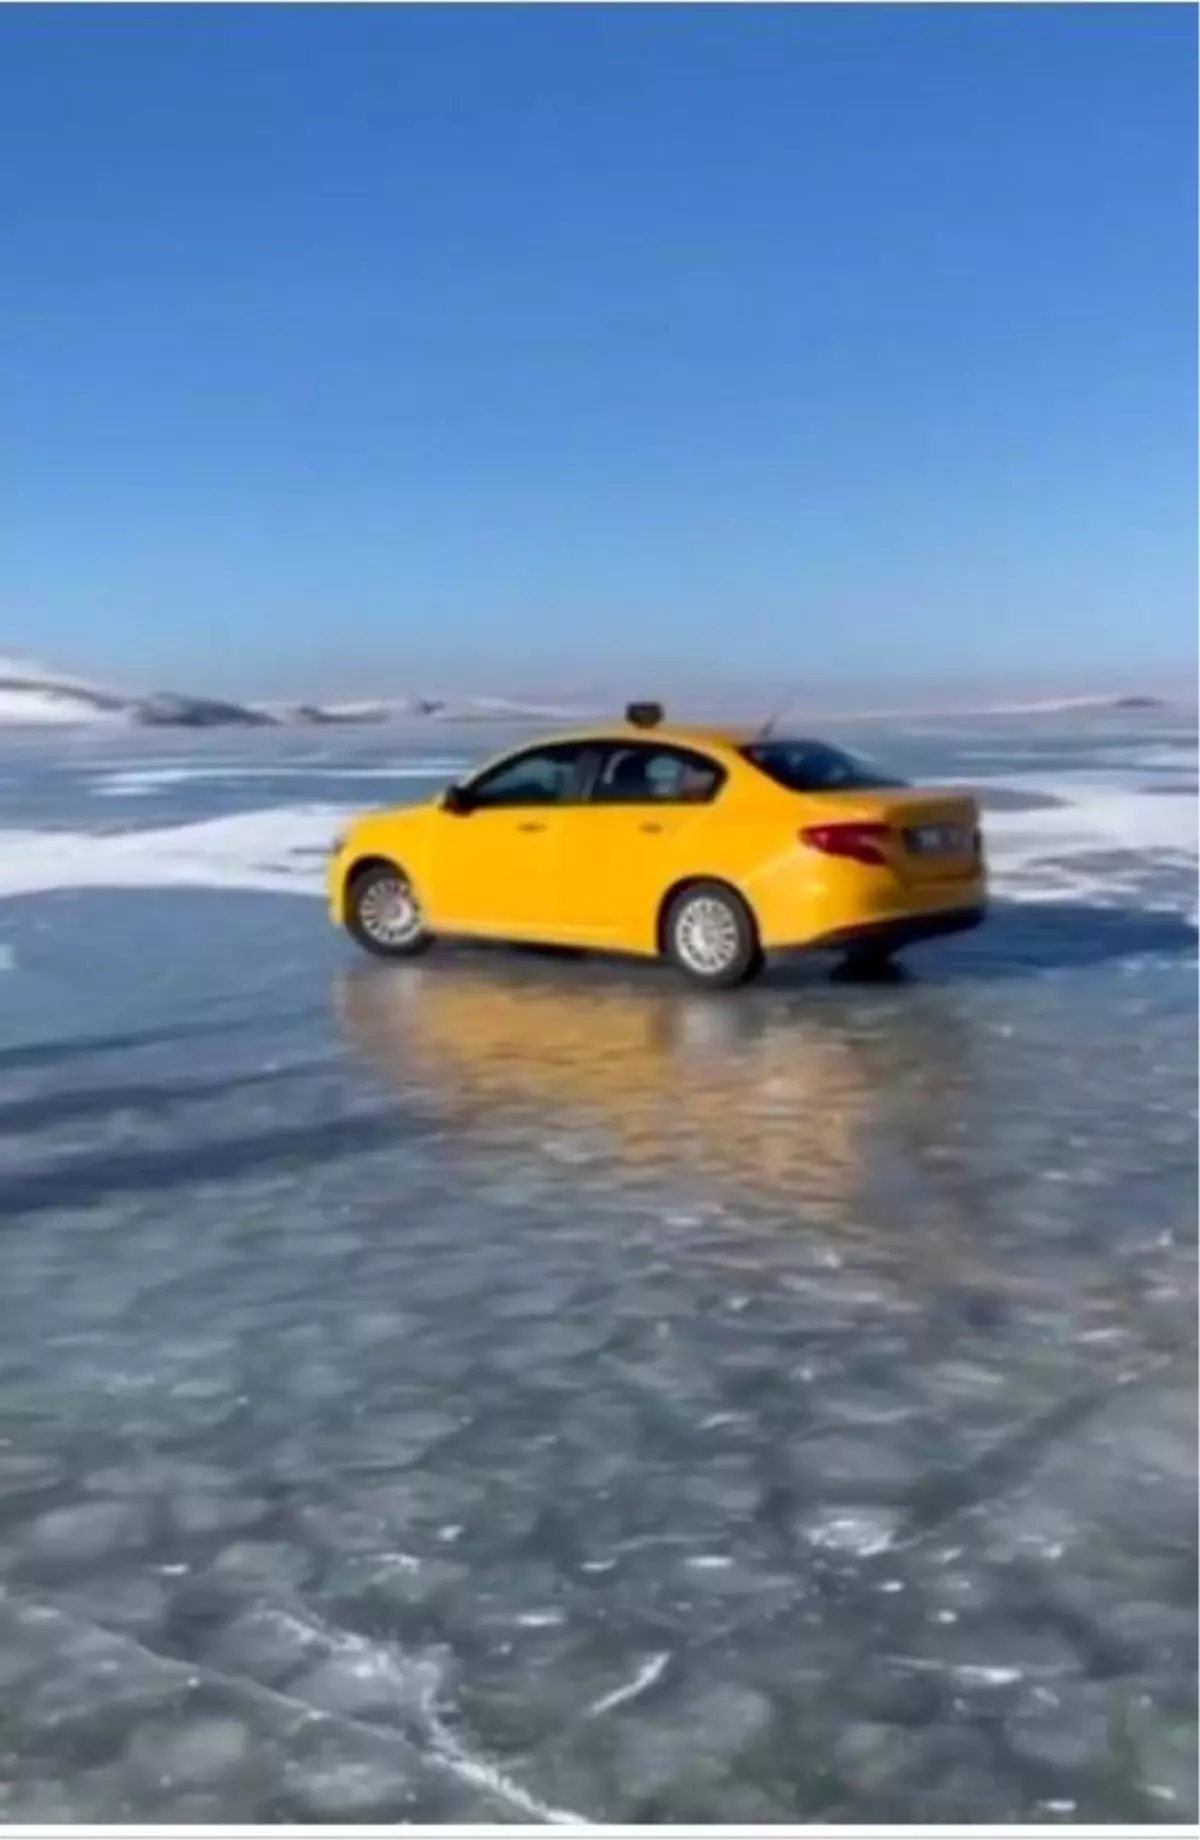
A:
[0,655,1172,730]
[0,657,270,727]
[0,656,598,728]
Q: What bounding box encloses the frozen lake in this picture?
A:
[0,708,1195,1823]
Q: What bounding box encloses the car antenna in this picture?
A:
[758,685,796,739]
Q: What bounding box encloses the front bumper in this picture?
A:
[326,842,350,924]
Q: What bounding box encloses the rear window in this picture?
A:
[740,739,907,793]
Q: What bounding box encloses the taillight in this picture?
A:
[801,821,891,866]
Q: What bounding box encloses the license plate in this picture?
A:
[906,823,967,856]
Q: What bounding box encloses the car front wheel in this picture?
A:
[345,863,434,959]
[663,882,763,989]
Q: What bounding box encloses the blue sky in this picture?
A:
[0,5,1195,699]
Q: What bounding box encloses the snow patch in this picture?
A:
[91,762,467,796]
[0,806,350,899]
[981,774,1197,901]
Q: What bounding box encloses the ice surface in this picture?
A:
[18,1502,151,1569]
[0,707,1193,1824]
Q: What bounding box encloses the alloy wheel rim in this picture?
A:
[358,876,423,946]
[674,895,740,976]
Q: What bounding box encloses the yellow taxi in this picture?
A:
[327,703,987,987]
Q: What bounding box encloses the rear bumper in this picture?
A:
[807,904,987,954]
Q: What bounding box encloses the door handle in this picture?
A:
[517,821,547,833]
[639,822,663,834]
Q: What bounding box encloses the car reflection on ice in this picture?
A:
[335,959,1057,1319]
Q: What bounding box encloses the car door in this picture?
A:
[554,742,727,949]
[424,740,594,938]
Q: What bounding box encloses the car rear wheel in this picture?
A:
[346,863,433,959]
[663,882,763,989]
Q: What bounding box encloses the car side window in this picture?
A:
[466,742,591,810]
[590,744,725,805]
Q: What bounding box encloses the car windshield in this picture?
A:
[740,738,907,793]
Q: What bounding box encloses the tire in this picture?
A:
[345,863,434,960]
[662,881,763,989]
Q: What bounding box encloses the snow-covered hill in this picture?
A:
[965,693,1170,716]
[0,655,1171,730]
[0,657,134,724]
[0,657,599,730]
[0,657,274,728]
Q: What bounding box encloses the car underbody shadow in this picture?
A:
[907,897,1197,982]
[826,956,912,987]
[350,897,1195,999]
[759,897,1195,989]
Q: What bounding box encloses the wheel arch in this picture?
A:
[346,852,408,892]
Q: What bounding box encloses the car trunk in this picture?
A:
[809,788,983,885]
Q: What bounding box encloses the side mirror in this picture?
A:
[441,784,472,816]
